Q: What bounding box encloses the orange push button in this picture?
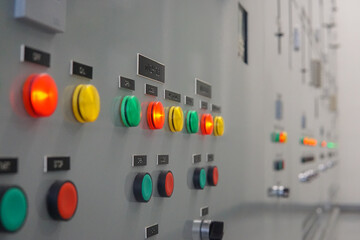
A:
[22,73,58,117]
[47,181,78,221]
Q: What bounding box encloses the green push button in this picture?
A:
[199,169,206,189]
[141,174,153,202]
[121,95,141,127]
[186,111,199,133]
[271,132,280,142]
[0,187,27,232]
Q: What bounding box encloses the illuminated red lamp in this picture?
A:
[22,73,58,117]
[321,141,327,148]
[201,114,214,135]
[147,101,165,129]
[279,132,287,143]
[301,137,318,146]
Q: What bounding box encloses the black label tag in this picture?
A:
[145,84,158,96]
[137,54,165,83]
[185,96,194,106]
[119,76,135,91]
[200,206,209,217]
[45,156,70,172]
[145,224,159,238]
[133,155,147,167]
[207,154,214,162]
[195,78,212,98]
[200,100,208,110]
[0,158,18,174]
[71,61,93,79]
[211,104,221,113]
[193,154,201,164]
[164,89,181,103]
[157,155,169,165]
[21,45,50,67]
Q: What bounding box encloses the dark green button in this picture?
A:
[0,187,27,232]
[141,174,153,202]
[121,95,141,127]
[186,111,199,133]
[271,132,280,142]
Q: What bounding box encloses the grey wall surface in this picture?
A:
[337,0,360,205]
[0,0,338,239]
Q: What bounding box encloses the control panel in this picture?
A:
[0,0,338,239]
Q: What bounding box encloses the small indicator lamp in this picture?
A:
[147,101,165,130]
[201,114,213,135]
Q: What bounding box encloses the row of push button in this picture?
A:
[0,181,78,233]
[132,166,219,202]
[21,73,224,136]
[133,171,174,202]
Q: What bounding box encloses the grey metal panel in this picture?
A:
[0,0,338,239]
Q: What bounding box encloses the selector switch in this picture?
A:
[186,111,199,134]
[207,166,219,186]
[72,84,101,123]
[133,173,153,202]
[157,171,174,197]
[193,168,206,189]
[192,219,224,240]
[169,106,184,132]
[0,186,27,232]
[147,101,165,129]
[120,95,141,127]
[201,114,214,135]
[23,73,58,117]
[213,116,224,136]
[47,181,78,221]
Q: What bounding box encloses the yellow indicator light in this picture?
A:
[72,84,100,123]
[169,106,184,132]
[214,116,225,136]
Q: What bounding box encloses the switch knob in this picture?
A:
[47,181,78,221]
[72,84,101,123]
[201,114,213,135]
[207,166,219,186]
[186,111,199,133]
[147,101,165,129]
[133,173,153,202]
[169,106,184,132]
[0,186,27,232]
[267,185,290,198]
[193,168,206,189]
[120,95,141,127]
[157,171,174,197]
[23,73,58,117]
[192,219,224,240]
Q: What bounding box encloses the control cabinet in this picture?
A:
[0,0,338,239]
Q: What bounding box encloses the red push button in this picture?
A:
[22,73,58,117]
[147,101,165,130]
[157,171,174,197]
[47,181,78,221]
[207,166,219,186]
[201,114,214,135]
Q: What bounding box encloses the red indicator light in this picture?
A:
[321,141,327,147]
[147,101,165,130]
[301,137,318,146]
[22,73,58,117]
[201,114,213,135]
